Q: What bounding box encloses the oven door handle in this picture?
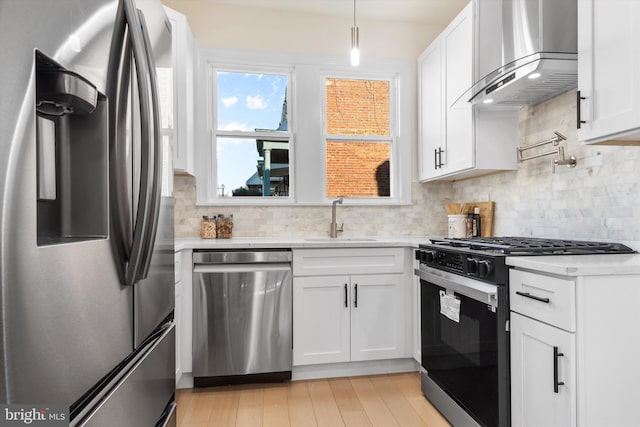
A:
[414,268,498,307]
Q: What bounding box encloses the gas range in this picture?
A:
[416,237,636,285]
[414,237,636,427]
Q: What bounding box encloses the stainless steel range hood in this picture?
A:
[464,0,577,107]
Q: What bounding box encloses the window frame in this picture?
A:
[206,63,294,204]
[194,48,411,206]
[322,74,397,201]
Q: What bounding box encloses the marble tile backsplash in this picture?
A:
[174,90,640,241]
[452,90,640,241]
[174,177,454,238]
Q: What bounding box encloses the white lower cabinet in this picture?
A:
[292,248,407,367]
[174,279,182,379]
[509,266,640,427]
[510,312,576,427]
[293,274,404,366]
[293,275,350,365]
[174,248,192,384]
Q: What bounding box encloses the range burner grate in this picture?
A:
[429,236,636,255]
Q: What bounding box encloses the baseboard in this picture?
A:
[292,358,419,381]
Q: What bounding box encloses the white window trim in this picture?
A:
[322,73,398,203]
[194,47,412,206]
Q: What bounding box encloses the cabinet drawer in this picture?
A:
[174,252,183,284]
[293,248,405,276]
[510,269,576,332]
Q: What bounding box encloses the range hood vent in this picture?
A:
[465,0,577,107]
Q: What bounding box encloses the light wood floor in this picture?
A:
[176,372,452,427]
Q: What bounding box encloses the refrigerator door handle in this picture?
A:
[108,1,134,269]
[122,0,155,286]
[136,8,163,280]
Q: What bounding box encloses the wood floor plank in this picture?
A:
[263,383,291,427]
[181,390,216,424]
[307,380,346,427]
[328,378,372,427]
[235,384,264,427]
[206,386,240,427]
[287,380,319,427]
[176,389,193,427]
[390,373,451,427]
[369,375,426,427]
[349,376,399,427]
[178,372,452,427]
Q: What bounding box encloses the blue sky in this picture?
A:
[216,72,287,195]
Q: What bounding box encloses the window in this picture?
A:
[213,70,290,198]
[196,48,410,205]
[325,78,392,198]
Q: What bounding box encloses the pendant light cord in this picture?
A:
[353,0,357,28]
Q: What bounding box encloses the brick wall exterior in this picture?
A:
[325,79,390,197]
[326,142,390,197]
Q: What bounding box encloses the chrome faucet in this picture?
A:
[330,198,344,238]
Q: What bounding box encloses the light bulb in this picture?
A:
[351,47,360,67]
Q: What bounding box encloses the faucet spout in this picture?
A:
[330,198,344,238]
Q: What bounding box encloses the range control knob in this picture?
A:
[477,260,493,277]
[467,258,479,274]
[425,250,436,263]
[417,250,436,263]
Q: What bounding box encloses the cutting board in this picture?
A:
[445,201,495,237]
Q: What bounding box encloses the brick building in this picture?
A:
[325,78,390,198]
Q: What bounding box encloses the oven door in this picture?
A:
[416,267,509,427]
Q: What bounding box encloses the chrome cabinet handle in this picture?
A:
[515,291,550,304]
[577,90,586,129]
[554,346,565,393]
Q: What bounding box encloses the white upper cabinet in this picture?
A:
[165,7,196,174]
[418,41,443,181]
[577,0,640,144]
[418,3,518,182]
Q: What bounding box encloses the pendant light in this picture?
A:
[350,0,360,66]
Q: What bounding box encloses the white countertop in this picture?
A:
[506,253,640,276]
[175,236,433,251]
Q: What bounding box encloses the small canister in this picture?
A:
[447,215,467,238]
[200,216,217,239]
[217,214,233,239]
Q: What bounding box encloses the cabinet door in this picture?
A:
[578,0,640,144]
[293,276,351,365]
[174,280,182,382]
[441,2,473,174]
[511,312,576,427]
[350,274,404,361]
[165,7,195,174]
[418,39,443,181]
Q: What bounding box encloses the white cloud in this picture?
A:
[219,122,253,132]
[246,94,268,110]
[221,96,238,108]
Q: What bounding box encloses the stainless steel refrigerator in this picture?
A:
[0,0,176,425]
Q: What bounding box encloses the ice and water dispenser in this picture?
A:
[35,52,108,245]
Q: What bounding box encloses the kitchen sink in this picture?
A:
[303,237,378,242]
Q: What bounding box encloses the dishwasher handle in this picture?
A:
[193,251,292,264]
[193,263,291,274]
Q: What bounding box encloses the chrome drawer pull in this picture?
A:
[515,291,550,304]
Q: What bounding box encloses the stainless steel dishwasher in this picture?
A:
[192,250,292,386]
